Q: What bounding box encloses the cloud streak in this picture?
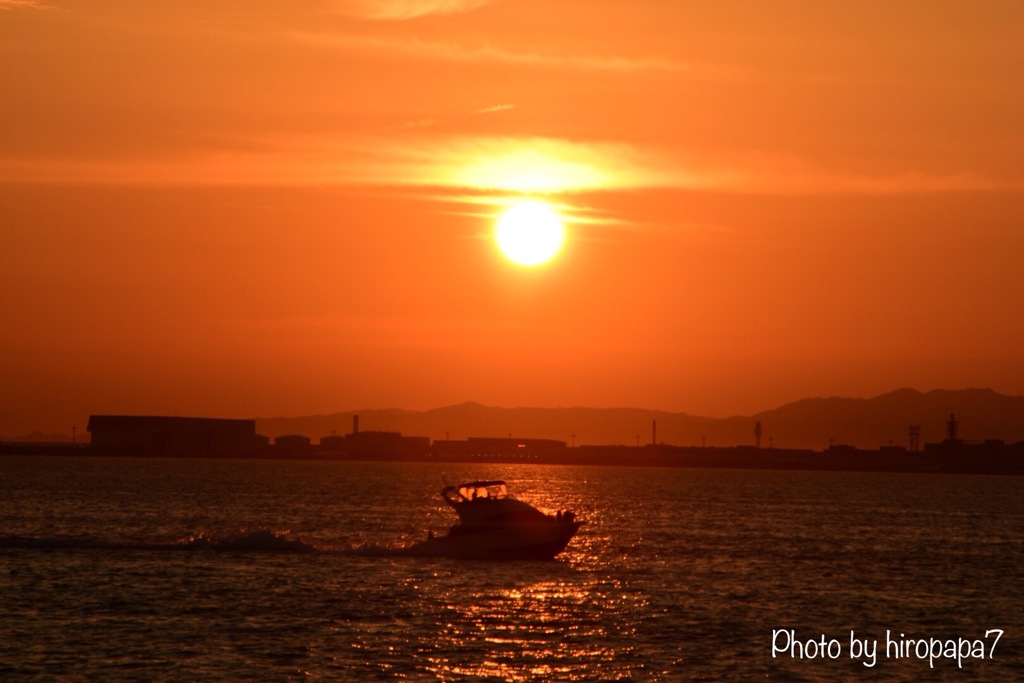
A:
[390,103,514,131]
[0,133,714,190]
[0,0,48,9]
[290,31,727,77]
[338,0,493,21]
[2,133,1014,197]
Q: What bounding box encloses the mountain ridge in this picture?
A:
[252,388,1024,451]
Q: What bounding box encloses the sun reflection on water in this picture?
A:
[410,572,650,681]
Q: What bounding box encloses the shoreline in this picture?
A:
[3,442,1022,476]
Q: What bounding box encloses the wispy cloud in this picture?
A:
[290,31,726,77]
[0,0,49,9]
[2,133,1014,197]
[472,103,515,115]
[338,0,493,21]
[0,134,713,191]
[390,103,514,131]
[331,135,712,192]
[391,118,444,130]
[726,154,1010,195]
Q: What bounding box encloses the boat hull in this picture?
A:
[417,519,582,560]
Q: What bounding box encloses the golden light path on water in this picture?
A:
[426,575,646,681]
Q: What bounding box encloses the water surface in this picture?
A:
[1,457,1021,680]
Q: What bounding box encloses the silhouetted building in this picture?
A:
[274,434,312,455]
[255,434,271,451]
[87,415,257,457]
[319,434,347,452]
[343,431,430,458]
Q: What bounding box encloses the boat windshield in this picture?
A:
[457,481,507,502]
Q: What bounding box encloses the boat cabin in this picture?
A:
[443,478,547,525]
[446,480,508,504]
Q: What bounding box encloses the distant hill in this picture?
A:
[6,431,84,444]
[749,388,1024,449]
[254,388,1024,451]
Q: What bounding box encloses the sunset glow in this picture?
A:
[457,144,610,193]
[1,1,1023,437]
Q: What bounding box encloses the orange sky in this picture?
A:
[2,1,1023,437]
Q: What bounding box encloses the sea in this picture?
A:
[0,456,1021,681]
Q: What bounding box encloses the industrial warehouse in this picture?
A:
[87,415,260,458]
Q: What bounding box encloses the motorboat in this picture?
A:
[418,480,582,560]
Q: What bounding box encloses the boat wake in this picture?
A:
[177,528,317,553]
[0,528,318,554]
[0,530,459,558]
[334,541,427,557]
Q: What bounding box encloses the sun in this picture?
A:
[495,200,565,266]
